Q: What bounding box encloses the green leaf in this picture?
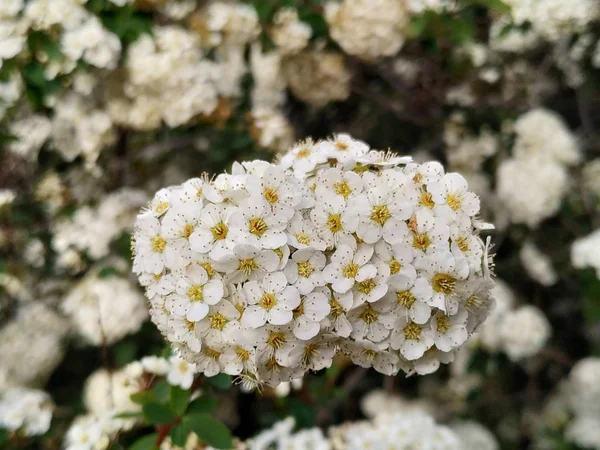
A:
[288,398,315,428]
[205,374,231,389]
[170,386,191,417]
[170,423,188,447]
[152,380,170,403]
[114,411,144,419]
[142,402,175,425]
[183,414,233,449]
[408,16,428,38]
[128,433,158,450]
[187,396,217,414]
[0,429,8,446]
[130,391,155,405]
[98,267,118,278]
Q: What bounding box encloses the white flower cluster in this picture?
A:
[571,230,600,279]
[133,134,495,387]
[0,303,69,388]
[0,388,53,437]
[496,108,579,228]
[541,358,600,450]
[505,0,600,41]
[65,354,197,450]
[470,280,551,362]
[62,273,147,345]
[247,412,462,450]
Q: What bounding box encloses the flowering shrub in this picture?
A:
[133,135,495,387]
[1,0,600,449]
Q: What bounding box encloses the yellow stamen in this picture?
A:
[151,236,166,253]
[342,262,359,279]
[259,293,277,311]
[249,217,268,236]
[371,205,391,225]
[432,273,457,295]
[396,290,416,308]
[404,322,421,340]
[297,261,313,278]
[211,221,228,240]
[327,214,343,233]
[334,181,352,199]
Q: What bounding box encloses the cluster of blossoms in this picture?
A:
[245,409,497,450]
[0,388,53,437]
[133,134,495,387]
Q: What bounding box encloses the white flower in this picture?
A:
[430,309,468,352]
[323,244,376,293]
[280,138,328,179]
[354,182,413,244]
[342,340,399,376]
[242,272,301,328]
[387,275,433,324]
[290,288,330,340]
[352,258,390,305]
[195,300,241,344]
[245,164,302,219]
[286,213,327,251]
[315,168,364,202]
[160,204,201,269]
[325,289,354,338]
[390,316,434,360]
[189,203,234,260]
[428,173,480,226]
[284,248,326,294]
[213,244,279,283]
[310,196,359,246]
[167,355,197,389]
[229,198,288,249]
[420,251,469,314]
[133,215,167,275]
[140,356,169,375]
[571,230,600,278]
[348,298,396,343]
[166,265,224,322]
[314,133,370,164]
[287,335,336,373]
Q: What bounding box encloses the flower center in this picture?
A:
[371,205,391,225]
[446,194,462,211]
[432,273,457,295]
[237,258,258,275]
[456,236,469,252]
[210,312,228,330]
[185,319,196,331]
[358,278,376,294]
[203,348,221,359]
[200,263,216,277]
[273,248,284,259]
[267,332,286,349]
[187,285,204,302]
[297,261,313,278]
[259,292,277,310]
[264,188,279,204]
[330,298,344,317]
[419,191,435,209]
[413,173,423,183]
[334,181,352,198]
[296,148,311,159]
[327,214,343,233]
[360,304,379,324]
[151,236,166,253]
[302,344,318,365]
[292,302,304,319]
[335,141,348,150]
[236,347,250,361]
[179,361,190,372]
[342,262,359,278]
[404,322,421,340]
[211,221,228,240]
[155,201,169,214]
[249,217,268,236]
[436,315,450,333]
[389,259,401,274]
[413,233,431,251]
[396,290,416,308]
[466,295,482,310]
[183,224,195,239]
[296,232,311,245]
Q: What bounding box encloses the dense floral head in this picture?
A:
[132,134,495,388]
